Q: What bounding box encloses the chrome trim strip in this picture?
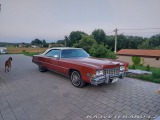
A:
[34,59,69,71]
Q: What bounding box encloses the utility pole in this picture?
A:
[114,28,118,53]
[64,35,68,47]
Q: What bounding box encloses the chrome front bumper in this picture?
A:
[119,71,126,79]
[90,72,125,86]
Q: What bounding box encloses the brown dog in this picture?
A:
[5,57,12,72]
[157,89,160,94]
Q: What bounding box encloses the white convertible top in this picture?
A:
[42,47,82,55]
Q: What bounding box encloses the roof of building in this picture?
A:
[117,49,160,58]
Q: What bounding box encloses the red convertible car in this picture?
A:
[32,47,128,88]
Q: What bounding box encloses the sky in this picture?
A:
[0,0,160,43]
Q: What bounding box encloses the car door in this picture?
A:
[45,49,61,71]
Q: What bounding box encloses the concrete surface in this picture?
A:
[0,54,160,120]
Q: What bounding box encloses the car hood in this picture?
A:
[97,58,125,65]
[61,57,120,69]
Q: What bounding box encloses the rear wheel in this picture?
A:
[70,71,86,88]
[39,65,47,72]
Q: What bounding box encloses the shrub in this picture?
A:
[127,65,160,83]
[22,50,26,53]
[140,58,145,66]
[132,64,136,69]
[152,70,160,79]
[137,75,152,82]
[152,79,160,83]
[128,65,132,69]
[146,65,150,71]
[132,56,141,66]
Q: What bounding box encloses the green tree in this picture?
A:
[106,35,115,51]
[106,35,144,51]
[31,38,42,45]
[68,31,87,47]
[138,39,153,49]
[126,36,144,49]
[42,40,46,44]
[149,34,160,49]
[73,35,97,53]
[42,40,48,47]
[154,45,160,49]
[89,44,117,59]
[56,40,64,44]
[92,29,107,45]
[117,34,129,51]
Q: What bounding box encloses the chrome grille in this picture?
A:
[105,67,119,75]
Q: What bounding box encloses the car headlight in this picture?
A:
[95,70,104,77]
[120,66,125,71]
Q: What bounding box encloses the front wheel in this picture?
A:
[70,71,86,88]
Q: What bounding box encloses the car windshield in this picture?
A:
[61,49,90,58]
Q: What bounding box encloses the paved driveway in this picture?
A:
[0,54,160,120]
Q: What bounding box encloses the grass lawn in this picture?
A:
[128,65,160,83]
[22,51,43,56]
[7,47,47,54]
[129,65,160,72]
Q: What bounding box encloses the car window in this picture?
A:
[61,49,90,58]
[45,49,61,57]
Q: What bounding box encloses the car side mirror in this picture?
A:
[53,55,60,60]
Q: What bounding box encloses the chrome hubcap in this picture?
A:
[71,72,81,86]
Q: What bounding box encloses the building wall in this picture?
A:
[117,55,160,68]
